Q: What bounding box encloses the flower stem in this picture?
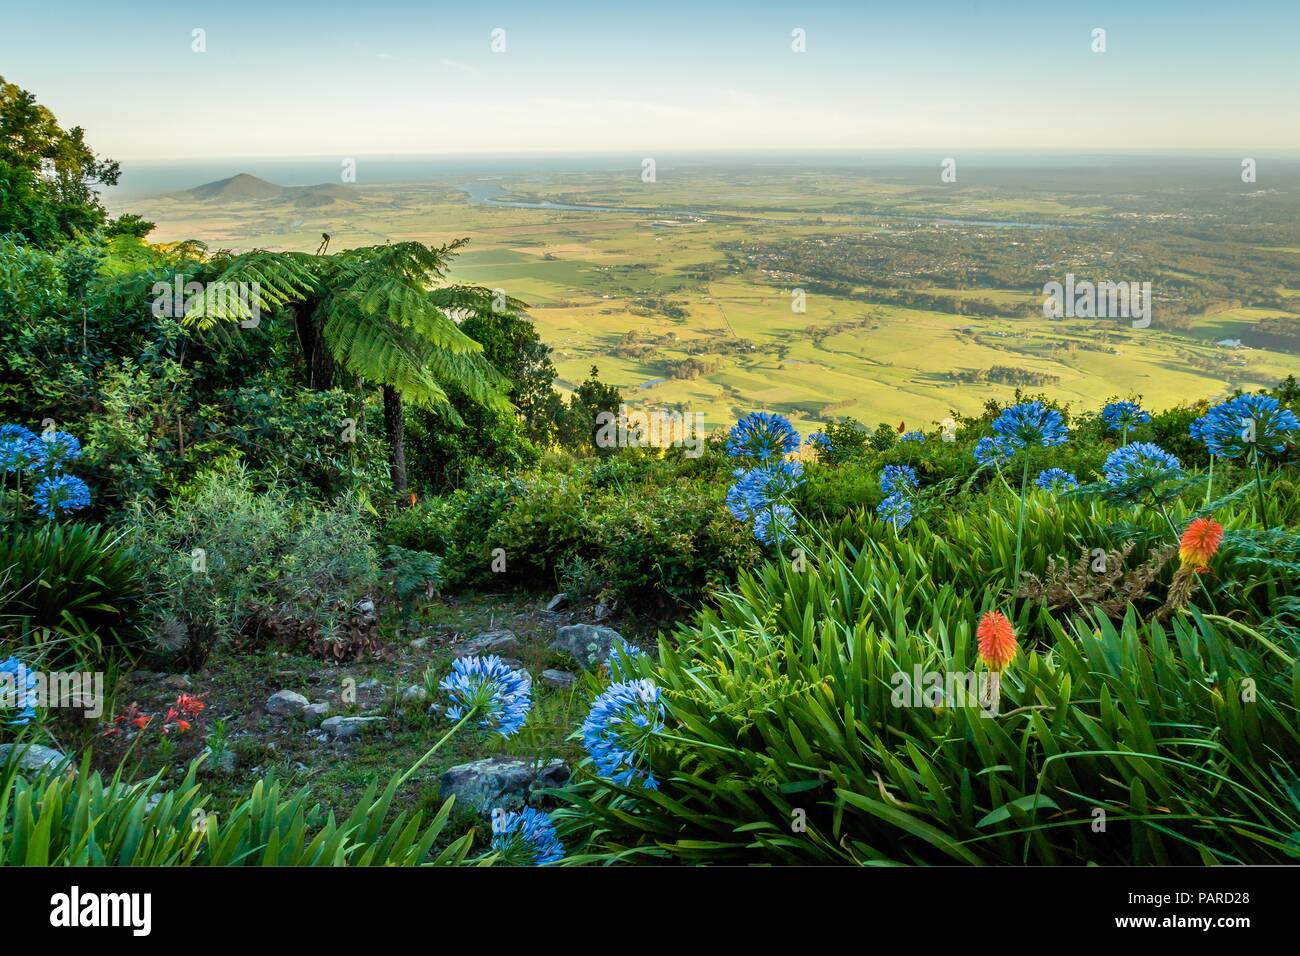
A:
[394,709,475,791]
[1251,448,1267,522]
[1012,453,1030,595]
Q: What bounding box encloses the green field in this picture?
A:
[120,167,1300,436]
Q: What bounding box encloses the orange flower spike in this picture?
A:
[1179,517,1224,572]
[977,610,1018,672]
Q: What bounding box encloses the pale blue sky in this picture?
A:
[2,0,1297,158]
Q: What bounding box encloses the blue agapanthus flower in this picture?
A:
[753,503,796,546]
[992,401,1069,450]
[1103,442,1182,488]
[1196,393,1299,459]
[0,424,39,474]
[974,435,1013,468]
[1102,401,1150,433]
[876,493,913,529]
[880,464,918,495]
[32,474,91,519]
[899,430,925,443]
[583,679,664,790]
[606,640,648,682]
[726,412,801,462]
[1189,413,1210,445]
[1035,468,1078,492]
[439,655,532,739]
[490,807,565,865]
[28,431,82,474]
[725,460,804,521]
[805,431,832,456]
[0,657,39,726]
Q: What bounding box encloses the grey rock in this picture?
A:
[357,677,383,691]
[162,673,192,690]
[401,684,428,703]
[545,592,570,612]
[321,715,387,740]
[0,743,69,773]
[540,669,576,689]
[409,637,432,650]
[551,624,622,667]
[303,702,331,726]
[456,629,519,658]
[355,598,377,625]
[593,602,613,622]
[265,689,310,716]
[439,757,570,814]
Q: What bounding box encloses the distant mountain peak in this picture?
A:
[178,173,358,206]
[182,173,285,201]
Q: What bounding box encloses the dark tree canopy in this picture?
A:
[0,76,121,247]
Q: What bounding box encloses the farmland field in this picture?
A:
[118,159,1300,435]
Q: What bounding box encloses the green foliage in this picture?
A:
[554,365,623,453]
[0,77,119,247]
[0,750,477,866]
[0,522,147,665]
[385,456,760,613]
[127,463,380,666]
[558,547,1300,865]
[382,545,444,618]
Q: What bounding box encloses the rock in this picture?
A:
[355,598,377,625]
[321,715,387,740]
[545,593,570,612]
[144,792,165,813]
[401,684,428,703]
[265,689,311,716]
[409,637,432,650]
[593,602,613,622]
[162,674,191,690]
[439,757,570,814]
[357,677,383,691]
[0,743,69,773]
[455,629,519,658]
[541,669,576,689]
[551,624,622,668]
[303,702,331,726]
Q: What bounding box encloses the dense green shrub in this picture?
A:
[127,463,381,665]
[384,456,760,612]
[0,522,147,664]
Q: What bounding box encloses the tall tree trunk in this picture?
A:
[294,304,334,390]
[382,384,409,502]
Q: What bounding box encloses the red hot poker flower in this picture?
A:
[977,610,1018,672]
[1179,517,1224,572]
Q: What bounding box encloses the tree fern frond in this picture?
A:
[321,300,449,408]
[183,250,320,329]
[428,284,529,323]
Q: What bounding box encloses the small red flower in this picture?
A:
[133,714,152,730]
[977,610,1018,672]
[175,693,205,718]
